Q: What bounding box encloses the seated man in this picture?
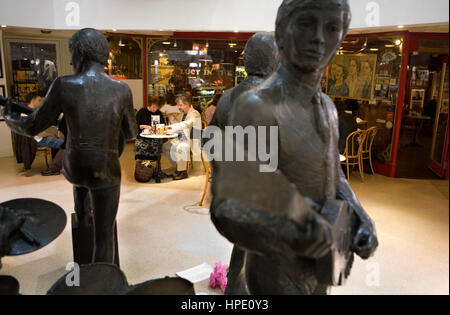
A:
[26,92,64,152]
[162,95,201,180]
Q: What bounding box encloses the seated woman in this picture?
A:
[134,96,164,161]
[159,94,182,124]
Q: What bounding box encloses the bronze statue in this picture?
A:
[2,28,138,264]
[210,0,378,294]
[210,32,278,128]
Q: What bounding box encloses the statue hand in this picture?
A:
[352,219,378,259]
[293,211,333,260]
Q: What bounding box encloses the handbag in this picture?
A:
[134,161,154,182]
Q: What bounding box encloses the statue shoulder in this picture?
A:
[232,89,277,127]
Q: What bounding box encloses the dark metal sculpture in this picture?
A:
[47,263,195,295]
[2,28,138,264]
[210,32,279,129]
[210,0,378,294]
[0,199,66,294]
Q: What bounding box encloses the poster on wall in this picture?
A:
[326,54,377,101]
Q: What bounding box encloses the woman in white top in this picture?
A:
[159,95,183,124]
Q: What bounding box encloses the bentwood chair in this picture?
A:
[36,146,52,169]
[199,151,212,207]
[361,126,378,175]
[341,129,367,182]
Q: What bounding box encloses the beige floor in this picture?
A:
[0,143,448,295]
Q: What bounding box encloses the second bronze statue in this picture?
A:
[2,28,138,264]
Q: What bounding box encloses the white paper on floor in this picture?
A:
[176,262,213,283]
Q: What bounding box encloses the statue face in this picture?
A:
[283,7,345,72]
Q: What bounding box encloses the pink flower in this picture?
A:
[209,262,228,293]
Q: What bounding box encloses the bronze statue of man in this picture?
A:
[210,0,378,294]
[3,28,138,263]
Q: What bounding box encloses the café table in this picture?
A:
[404,113,431,146]
[140,132,178,183]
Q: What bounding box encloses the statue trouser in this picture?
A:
[73,185,120,264]
[162,139,190,171]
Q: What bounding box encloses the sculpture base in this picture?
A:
[71,213,120,267]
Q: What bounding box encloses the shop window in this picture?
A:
[107,35,142,80]
[147,39,246,111]
[9,42,57,102]
[323,35,404,163]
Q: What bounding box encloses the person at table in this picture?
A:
[136,96,163,134]
[337,100,357,154]
[159,95,182,124]
[162,95,201,180]
[26,92,64,155]
[134,96,164,161]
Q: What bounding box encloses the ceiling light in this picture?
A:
[397,25,404,29]
[112,29,117,32]
[1,25,6,28]
[369,48,379,51]
[118,40,126,47]
[162,41,171,45]
[228,42,237,48]
[233,30,239,33]
[385,44,395,48]
[395,39,402,45]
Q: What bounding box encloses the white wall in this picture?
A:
[121,79,143,111]
[0,0,448,31]
[0,29,13,157]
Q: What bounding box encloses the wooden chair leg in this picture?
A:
[346,160,350,182]
[369,152,375,175]
[358,155,365,182]
[199,171,210,206]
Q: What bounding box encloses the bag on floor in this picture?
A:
[134,161,154,182]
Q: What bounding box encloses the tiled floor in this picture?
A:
[0,144,448,295]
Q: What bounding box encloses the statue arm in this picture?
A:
[121,87,138,141]
[3,78,62,137]
[336,168,378,259]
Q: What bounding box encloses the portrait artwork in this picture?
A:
[326,54,378,101]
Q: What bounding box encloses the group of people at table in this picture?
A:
[135,93,216,181]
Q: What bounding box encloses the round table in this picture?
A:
[140,133,178,183]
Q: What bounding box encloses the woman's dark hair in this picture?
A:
[148,96,160,106]
[210,93,222,107]
[158,95,166,107]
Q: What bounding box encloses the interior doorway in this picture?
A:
[396,54,449,179]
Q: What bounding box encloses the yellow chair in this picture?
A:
[361,126,378,175]
[36,147,52,169]
[341,130,366,182]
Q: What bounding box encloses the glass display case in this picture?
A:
[147,38,246,109]
[9,42,57,102]
[107,35,142,80]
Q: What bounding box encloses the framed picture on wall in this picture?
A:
[410,88,425,113]
[326,54,378,101]
[0,85,5,97]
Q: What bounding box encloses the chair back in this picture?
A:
[362,126,378,154]
[344,130,366,158]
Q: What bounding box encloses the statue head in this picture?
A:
[275,0,351,73]
[244,32,279,77]
[69,28,109,73]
